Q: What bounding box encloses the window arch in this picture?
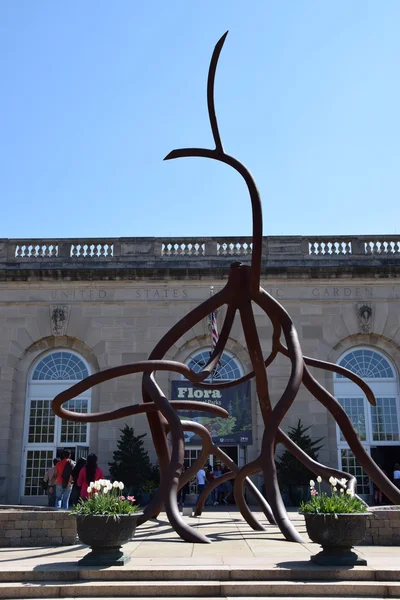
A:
[32,351,89,381]
[336,348,395,379]
[334,346,400,497]
[185,349,242,381]
[22,350,91,502]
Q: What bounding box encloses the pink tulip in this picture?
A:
[120,495,126,500]
[127,495,135,502]
[311,489,318,496]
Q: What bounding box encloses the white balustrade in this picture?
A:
[70,243,114,258]
[161,241,205,256]
[216,240,253,256]
[364,240,400,255]
[308,240,352,256]
[14,243,58,258]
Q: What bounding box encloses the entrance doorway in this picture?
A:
[183,445,242,501]
[22,350,91,505]
[334,347,400,500]
[219,446,238,464]
[371,446,399,480]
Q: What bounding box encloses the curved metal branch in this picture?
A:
[53,33,394,547]
[207,31,228,151]
[52,359,232,423]
[180,420,275,527]
[164,150,263,290]
[143,373,210,543]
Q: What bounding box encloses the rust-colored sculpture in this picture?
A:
[53,32,400,544]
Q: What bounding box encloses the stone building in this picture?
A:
[0,235,399,505]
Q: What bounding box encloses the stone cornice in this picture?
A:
[1,236,400,281]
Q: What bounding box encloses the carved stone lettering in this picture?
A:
[311,287,374,299]
[50,289,107,301]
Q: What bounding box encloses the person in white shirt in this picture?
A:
[43,457,60,507]
[393,463,400,489]
[196,468,206,499]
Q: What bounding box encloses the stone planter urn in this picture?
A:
[304,513,368,566]
[75,513,143,566]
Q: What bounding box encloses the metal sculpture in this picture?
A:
[53,32,400,544]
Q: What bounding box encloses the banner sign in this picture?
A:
[170,380,252,445]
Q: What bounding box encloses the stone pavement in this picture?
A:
[0,508,398,570]
[0,509,399,598]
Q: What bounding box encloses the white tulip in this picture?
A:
[309,480,315,488]
[340,488,344,494]
[329,476,338,487]
[316,476,322,483]
[103,487,109,494]
[339,478,347,487]
[87,487,92,494]
[346,488,353,496]
[333,487,337,492]
[94,492,99,497]
[89,482,95,488]
[93,482,101,491]
[113,481,120,488]
[118,482,124,490]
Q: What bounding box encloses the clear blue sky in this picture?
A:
[1,1,399,239]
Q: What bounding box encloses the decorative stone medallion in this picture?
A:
[50,305,70,336]
[356,303,373,334]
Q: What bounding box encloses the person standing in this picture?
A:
[77,453,104,499]
[196,467,206,501]
[213,463,223,504]
[43,457,60,507]
[393,463,400,489]
[221,465,233,505]
[177,464,190,509]
[205,465,216,506]
[69,457,87,506]
[55,450,75,510]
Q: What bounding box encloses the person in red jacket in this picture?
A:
[54,450,75,509]
[77,453,104,499]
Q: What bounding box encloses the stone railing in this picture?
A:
[1,235,400,264]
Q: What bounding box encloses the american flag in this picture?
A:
[210,310,219,349]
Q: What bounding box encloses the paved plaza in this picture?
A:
[0,509,399,598]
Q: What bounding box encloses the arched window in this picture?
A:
[334,347,399,497]
[22,350,91,503]
[336,349,394,379]
[32,351,89,381]
[186,349,242,381]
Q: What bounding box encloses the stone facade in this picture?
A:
[0,235,399,505]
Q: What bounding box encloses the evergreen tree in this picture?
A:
[108,425,154,493]
[275,419,324,490]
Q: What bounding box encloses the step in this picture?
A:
[0,565,398,583]
[0,580,400,599]
[13,598,393,600]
